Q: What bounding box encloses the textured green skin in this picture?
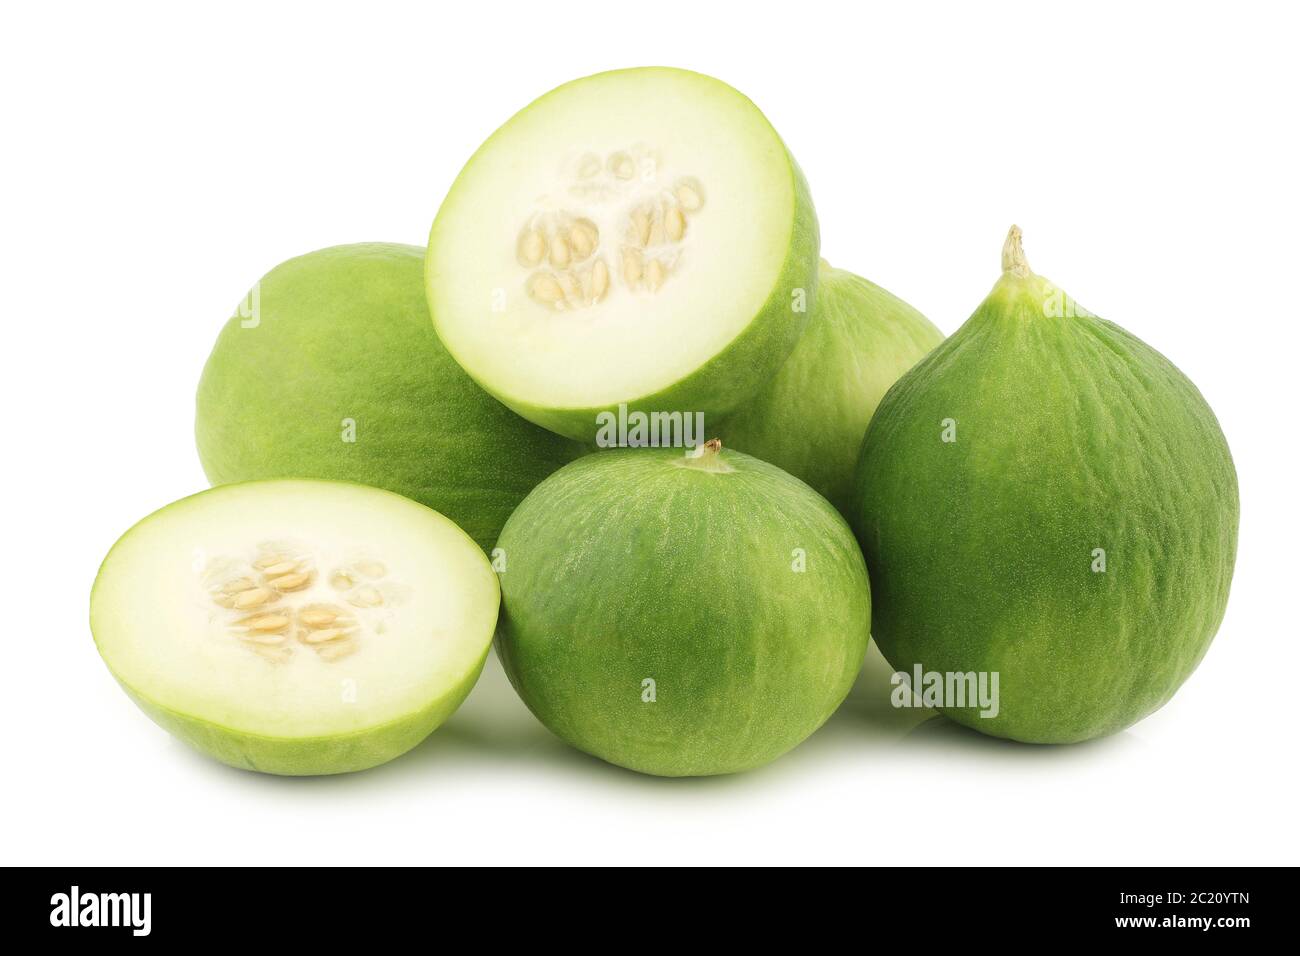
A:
[107,647,489,776]
[427,67,820,443]
[852,271,1238,743]
[89,479,499,776]
[496,447,871,776]
[718,261,943,516]
[196,243,584,552]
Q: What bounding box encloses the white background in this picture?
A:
[2,1,1296,866]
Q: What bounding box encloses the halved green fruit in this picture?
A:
[196,243,584,553]
[427,67,819,442]
[90,480,500,775]
[496,442,870,776]
[718,260,943,515]
[851,228,1239,743]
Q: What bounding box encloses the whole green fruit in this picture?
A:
[496,441,871,776]
[196,243,584,552]
[852,228,1238,743]
[718,260,943,515]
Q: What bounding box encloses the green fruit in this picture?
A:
[90,480,500,775]
[718,260,943,515]
[426,67,819,443]
[496,442,870,776]
[196,243,583,553]
[852,228,1238,743]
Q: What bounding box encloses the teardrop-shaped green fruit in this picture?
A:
[718,260,943,516]
[851,228,1238,744]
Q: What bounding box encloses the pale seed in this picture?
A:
[242,631,287,645]
[556,271,581,304]
[269,572,310,592]
[568,222,596,259]
[630,208,651,247]
[622,249,643,285]
[261,560,298,577]
[647,213,665,247]
[252,645,293,664]
[330,571,355,591]
[549,235,571,269]
[675,181,703,211]
[317,641,357,662]
[220,577,256,594]
[302,627,352,645]
[349,586,384,608]
[353,560,386,579]
[254,554,289,570]
[591,259,609,302]
[300,607,341,627]
[518,229,546,267]
[244,614,290,632]
[647,258,666,291]
[233,587,274,609]
[665,206,686,242]
[610,152,635,179]
[528,273,564,306]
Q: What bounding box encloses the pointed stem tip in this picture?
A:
[1001,225,1032,278]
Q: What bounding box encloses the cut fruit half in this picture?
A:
[90,480,500,775]
[427,67,819,442]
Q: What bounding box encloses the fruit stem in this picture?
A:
[1001,225,1032,278]
[678,438,733,473]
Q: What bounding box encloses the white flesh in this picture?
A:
[428,68,797,410]
[92,481,499,738]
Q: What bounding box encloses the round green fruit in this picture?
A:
[495,441,871,776]
[852,228,1238,743]
[426,67,820,443]
[718,259,943,515]
[195,243,584,553]
[90,480,500,775]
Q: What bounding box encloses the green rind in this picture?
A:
[495,446,870,776]
[196,243,584,553]
[718,261,943,515]
[106,646,489,776]
[426,68,820,443]
[852,271,1239,744]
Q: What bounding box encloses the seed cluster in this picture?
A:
[519,148,705,311]
[208,548,392,665]
[519,216,608,310]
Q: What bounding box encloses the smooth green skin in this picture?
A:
[90,480,498,776]
[196,243,584,553]
[852,265,1238,744]
[718,261,943,517]
[496,446,871,776]
[427,68,821,443]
